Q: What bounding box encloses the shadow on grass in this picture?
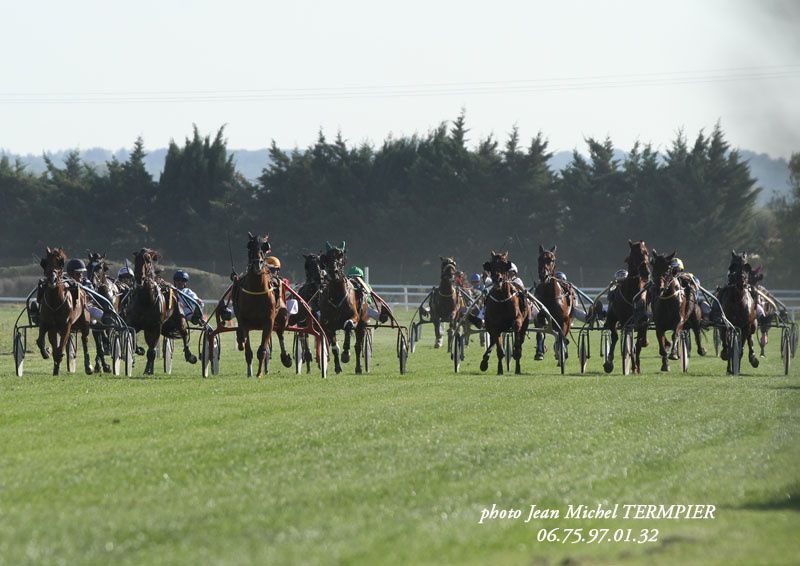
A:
[733,485,800,512]
[770,385,800,391]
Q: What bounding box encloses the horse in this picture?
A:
[533,244,575,365]
[86,250,119,373]
[603,240,651,374]
[124,248,180,375]
[716,251,759,369]
[650,250,706,372]
[290,253,325,326]
[231,232,291,377]
[318,241,369,374]
[479,251,529,375]
[749,266,779,357]
[36,247,94,375]
[430,256,463,350]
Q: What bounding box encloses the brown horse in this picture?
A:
[37,247,94,375]
[534,244,575,365]
[479,251,529,375]
[318,241,369,374]
[650,250,706,372]
[231,233,291,377]
[124,248,180,375]
[430,256,463,350]
[717,251,759,369]
[603,240,650,374]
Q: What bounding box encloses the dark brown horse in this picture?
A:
[86,250,118,373]
[289,253,325,327]
[318,241,369,374]
[37,247,94,375]
[430,256,463,350]
[650,250,706,372]
[717,251,759,369]
[479,251,530,375]
[231,233,290,377]
[124,248,180,375]
[534,244,575,365]
[603,240,650,374]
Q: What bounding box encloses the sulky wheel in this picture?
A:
[782,327,791,376]
[293,333,303,375]
[621,327,634,376]
[163,337,174,375]
[363,328,373,374]
[316,334,329,378]
[399,334,408,375]
[680,331,689,373]
[409,323,417,353]
[578,332,588,374]
[503,333,512,372]
[13,328,26,377]
[110,331,122,376]
[727,330,742,375]
[67,333,77,373]
[452,333,462,373]
[713,327,721,357]
[124,331,135,377]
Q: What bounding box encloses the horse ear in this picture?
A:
[550,245,557,253]
[491,250,496,257]
[46,246,52,254]
[628,239,635,248]
[340,241,346,252]
[538,244,545,254]
[248,231,254,239]
[326,241,332,251]
[669,250,676,259]
[731,250,737,258]
[652,248,658,257]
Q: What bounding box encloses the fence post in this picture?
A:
[404,286,409,308]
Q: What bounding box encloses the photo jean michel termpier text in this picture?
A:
[478,503,717,524]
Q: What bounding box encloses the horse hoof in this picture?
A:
[341,351,350,363]
[281,354,292,368]
[661,364,669,372]
[669,353,679,360]
[603,361,613,374]
[95,362,102,373]
[185,350,198,364]
[534,353,544,361]
[85,366,93,375]
[103,364,111,373]
[434,342,442,349]
[40,350,50,360]
[720,351,728,361]
[750,356,759,368]
[479,359,489,372]
[335,366,342,374]
[698,348,707,357]
[355,367,362,375]
[135,347,145,356]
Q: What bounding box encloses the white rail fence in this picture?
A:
[2,286,799,315]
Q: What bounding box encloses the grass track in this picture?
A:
[0,305,798,565]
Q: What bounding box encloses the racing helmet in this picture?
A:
[265,256,281,269]
[509,262,518,274]
[670,257,685,271]
[615,269,628,282]
[555,271,567,282]
[65,258,87,273]
[469,273,482,283]
[117,266,133,278]
[173,270,189,282]
[347,266,364,278]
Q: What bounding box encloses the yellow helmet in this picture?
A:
[670,258,684,271]
[266,256,281,269]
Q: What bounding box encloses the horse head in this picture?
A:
[537,244,557,281]
[40,246,66,287]
[303,253,324,283]
[483,251,511,285]
[86,250,108,286]
[322,243,346,281]
[727,250,751,289]
[133,248,160,285]
[440,256,457,281]
[246,232,271,275]
[626,240,650,280]
[651,249,677,294]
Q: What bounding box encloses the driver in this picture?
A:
[173,270,204,324]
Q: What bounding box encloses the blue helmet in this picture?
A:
[555,271,567,282]
[173,270,189,282]
[65,258,86,273]
[470,273,482,283]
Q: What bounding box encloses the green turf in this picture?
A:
[0,305,798,565]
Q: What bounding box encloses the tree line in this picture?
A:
[1,115,797,287]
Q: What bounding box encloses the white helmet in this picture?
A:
[117,266,133,278]
[509,262,518,274]
[615,269,628,281]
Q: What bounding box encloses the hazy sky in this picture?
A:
[2,0,798,157]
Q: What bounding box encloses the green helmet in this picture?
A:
[347,266,364,278]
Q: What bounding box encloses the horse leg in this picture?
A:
[329,331,342,374]
[144,329,158,375]
[82,327,93,375]
[604,326,618,373]
[657,328,669,372]
[669,330,680,360]
[514,327,525,375]
[255,327,271,378]
[495,332,505,375]
[37,325,50,359]
[692,317,706,356]
[93,329,109,373]
[720,327,729,361]
[747,330,760,368]
[433,315,443,349]
[447,321,454,353]
[341,322,352,363]
[180,319,197,364]
[243,330,254,377]
[479,334,495,372]
[759,326,768,357]
[354,322,365,374]
[276,330,291,368]
[535,332,545,361]
[50,329,62,375]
